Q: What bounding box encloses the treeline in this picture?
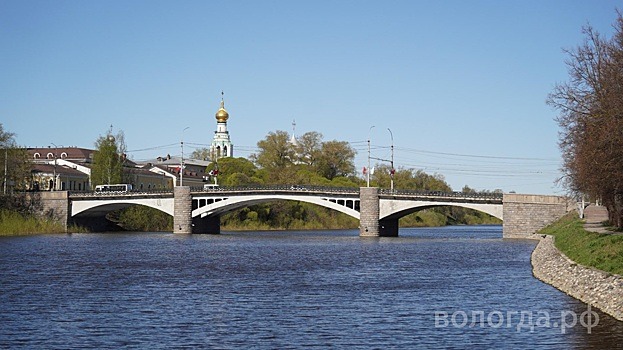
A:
[548,12,623,228]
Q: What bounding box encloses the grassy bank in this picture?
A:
[0,210,86,236]
[538,212,623,276]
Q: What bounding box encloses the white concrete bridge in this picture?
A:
[40,186,571,237]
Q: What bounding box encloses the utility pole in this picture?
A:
[51,143,58,191]
[388,128,394,192]
[367,126,375,187]
[180,127,189,186]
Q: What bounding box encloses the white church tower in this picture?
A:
[210,93,234,160]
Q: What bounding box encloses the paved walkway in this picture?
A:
[582,204,610,233]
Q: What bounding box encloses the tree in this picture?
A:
[91,127,127,186]
[547,12,623,228]
[315,140,356,180]
[251,130,297,180]
[190,147,211,161]
[211,157,264,186]
[0,123,30,194]
[294,131,323,166]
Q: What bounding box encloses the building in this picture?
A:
[27,147,93,191]
[141,154,211,188]
[26,147,173,191]
[210,94,234,160]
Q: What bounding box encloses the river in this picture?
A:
[1,226,622,349]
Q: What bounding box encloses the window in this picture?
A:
[34,153,40,159]
[46,153,54,159]
[60,152,68,159]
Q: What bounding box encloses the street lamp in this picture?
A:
[387,128,394,192]
[180,127,189,186]
[367,125,375,187]
[50,143,58,191]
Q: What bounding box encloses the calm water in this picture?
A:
[1,226,622,349]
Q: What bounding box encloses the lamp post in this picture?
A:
[180,127,189,186]
[387,128,394,192]
[367,125,375,187]
[50,143,58,191]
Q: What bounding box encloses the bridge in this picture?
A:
[39,186,572,237]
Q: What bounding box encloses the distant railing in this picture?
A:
[190,185,361,195]
[380,188,503,200]
[69,189,174,197]
[67,185,503,200]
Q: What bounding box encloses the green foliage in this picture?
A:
[117,205,173,231]
[315,140,356,180]
[0,210,87,235]
[0,123,31,192]
[252,130,296,170]
[91,127,127,187]
[221,202,358,231]
[539,212,623,275]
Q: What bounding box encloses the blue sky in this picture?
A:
[1,0,620,194]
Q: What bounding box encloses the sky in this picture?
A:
[1,0,621,195]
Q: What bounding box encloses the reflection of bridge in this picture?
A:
[41,186,571,237]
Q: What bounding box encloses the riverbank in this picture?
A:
[0,210,86,236]
[531,211,623,321]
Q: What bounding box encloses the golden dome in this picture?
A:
[215,100,229,122]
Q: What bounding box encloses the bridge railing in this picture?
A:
[66,186,503,200]
[190,185,361,195]
[68,189,174,197]
[379,188,503,200]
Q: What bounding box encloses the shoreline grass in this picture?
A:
[0,210,87,236]
[538,212,623,276]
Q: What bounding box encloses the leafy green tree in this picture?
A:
[206,157,262,186]
[0,123,30,194]
[91,127,127,186]
[315,140,356,180]
[294,131,322,166]
[252,130,296,170]
[372,165,451,192]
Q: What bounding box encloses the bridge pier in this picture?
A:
[360,187,380,236]
[174,186,192,234]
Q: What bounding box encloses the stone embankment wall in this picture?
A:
[38,191,70,229]
[531,235,623,321]
[503,194,572,237]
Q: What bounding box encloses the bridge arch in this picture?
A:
[71,198,175,217]
[379,199,503,221]
[191,194,361,220]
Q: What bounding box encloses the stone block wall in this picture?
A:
[38,191,70,229]
[359,187,380,237]
[174,186,192,234]
[503,193,571,237]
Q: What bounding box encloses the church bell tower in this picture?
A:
[210,92,234,160]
